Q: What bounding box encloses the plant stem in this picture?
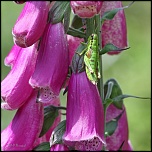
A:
[95,14,107,151]
[95,14,104,101]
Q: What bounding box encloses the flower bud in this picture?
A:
[12,1,50,47]
[101,1,128,55]
[29,22,69,100]
[1,43,38,110]
[63,72,105,151]
[70,1,103,18]
[1,90,44,151]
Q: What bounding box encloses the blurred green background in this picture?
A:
[1,1,151,151]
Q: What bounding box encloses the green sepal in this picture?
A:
[67,27,86,38]
[39,105,59,137]
[104,78,123,109]
[100,43,130,55]
[49,1,70,24]
[32,142,50,151]
[101,7,123,24]
[112,94,150,102]
[101,1,135,25]
[50,120,66,147]
[105,110,124,137]
[71,43,86,74]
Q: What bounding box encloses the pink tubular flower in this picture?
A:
[101,1,128,55]
[12,1,50,48]
[67,34,84,64]
[33,97,61,148]
[1,90,44,151]
[105,104,133,151]
[1,43,38,110]
[70,1,103,18]
[4,44,21,68]
[50,144,69,151]
[63,72,105,151]
[29,22,69,101]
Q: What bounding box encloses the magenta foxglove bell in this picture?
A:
[1,90,44,151]
[4,44,21,68]
[67,34,84,64]
[12,1,50,47]
[63,72,105,151]
[1,43,38,110]
[29,22,69,102]
[101,1,128,55]
[50,144,69,151]
[106,104,133,151]
[70,1,103,18]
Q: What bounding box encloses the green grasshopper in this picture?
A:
[79,33,101,85]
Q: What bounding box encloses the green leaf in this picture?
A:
[50,120,66,146]
[49,1,70,24]
[100,43,130,55]
[104,78,123,109]
[71,43,86,73]
[112,94,150,103]
[105,110,124,137]
[39,106,59,137]
[63,2,71,33]
[101,7,123,24]
[101,1,135,24]
[67,27,86,38]
[32,142,50,151]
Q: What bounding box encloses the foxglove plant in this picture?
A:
[105,104,133,151]
[63,72,105,151]
[2,1,148,151]
[100,1,128,55]
[12,1,50,47]
[1,43,38,110]
[1,90,44,151]
[29,22,69,101]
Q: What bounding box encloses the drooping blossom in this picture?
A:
[63,72,105,151]
[70,1,103,18]
[1,43,38,110]
[4,44,21,68]
[50,144,69,151]
[29,22,69,102]
[1,90,44,151]
[101,1,128,55]
[105,104,133,151]
[12,1,50,47]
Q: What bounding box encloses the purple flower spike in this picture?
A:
[101,1,128,55]
[70,1,103,18]
[106,104,133,151]
[50,144,69,151]
[4,44,21,68]
[63,72,105,151]
[1,43,38,110]
[29,22,69,98]
[12,1,50,48]
[1,90,44,151]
